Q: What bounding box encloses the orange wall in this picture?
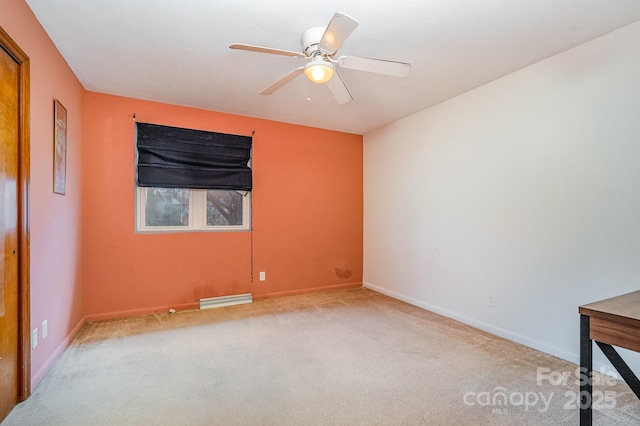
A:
[83,92,363,319]
[2,0,85,389]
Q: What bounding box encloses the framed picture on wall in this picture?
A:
[53,99,67,195]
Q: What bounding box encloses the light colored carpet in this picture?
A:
[3,287,640,425]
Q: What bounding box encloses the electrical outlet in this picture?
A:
[259,271,266,281]
[32,329,38,349]
[42,320,48,339]
[488,295,496,308]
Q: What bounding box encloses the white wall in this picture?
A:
[363,20,640,374]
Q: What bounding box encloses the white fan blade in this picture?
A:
[337,56,411,77]
[319,13,359,55]
[326,72,353,105]
[230,43,304,58]
[259,67,305,95]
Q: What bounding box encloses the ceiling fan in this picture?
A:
[229,12,411,104]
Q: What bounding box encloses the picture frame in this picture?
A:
[53,99,67,194]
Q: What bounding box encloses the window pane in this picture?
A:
[145,188,189,226]
[206,190,243,226]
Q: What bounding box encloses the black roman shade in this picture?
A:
[136,122,252,191]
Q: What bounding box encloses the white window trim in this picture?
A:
[136,187,251,233]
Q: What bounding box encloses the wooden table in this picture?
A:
[579,290,640,425]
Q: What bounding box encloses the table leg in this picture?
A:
[595,341,640,399]
[580,314,592,425]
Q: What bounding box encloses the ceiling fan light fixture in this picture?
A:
[230,12,409,104]
[304,58,334,84]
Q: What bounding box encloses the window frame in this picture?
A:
[135,186,251,233]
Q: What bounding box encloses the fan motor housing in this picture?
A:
[301,27,326,56]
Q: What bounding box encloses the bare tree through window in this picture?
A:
[206,190,243,226]
[138,187,248,231]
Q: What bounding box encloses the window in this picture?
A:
[136,187,250,232]
[134,121,253,233]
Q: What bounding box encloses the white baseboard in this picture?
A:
[363,281,584,367]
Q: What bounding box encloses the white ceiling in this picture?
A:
[26,0,640,135]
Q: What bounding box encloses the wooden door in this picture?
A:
[0,38,21,421]
[0,27,30,422]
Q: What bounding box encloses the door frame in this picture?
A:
[0,26,31,401]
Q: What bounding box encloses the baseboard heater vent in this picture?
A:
[200,293,252,310]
